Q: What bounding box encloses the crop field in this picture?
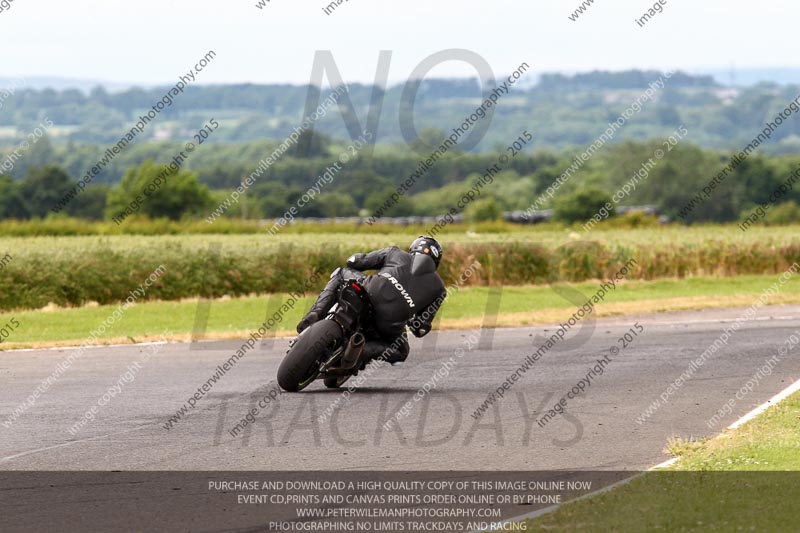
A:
[1,224,799,311]
[3,223,798,249]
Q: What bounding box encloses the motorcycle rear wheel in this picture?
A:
[277,320,343,392]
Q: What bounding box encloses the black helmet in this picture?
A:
[408,236,443,268]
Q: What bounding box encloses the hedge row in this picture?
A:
[1,240,799,311]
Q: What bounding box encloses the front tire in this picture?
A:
[277,320,342,392]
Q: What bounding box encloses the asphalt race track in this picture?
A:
[2,305,799,471]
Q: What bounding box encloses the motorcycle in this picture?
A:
[277,278,375,392]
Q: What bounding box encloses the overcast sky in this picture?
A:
[1,0,796,86]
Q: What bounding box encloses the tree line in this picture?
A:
[2,70,800,153]
[2,132,799,225]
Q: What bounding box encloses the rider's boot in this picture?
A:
[361,332,410,367]
[296,272,342,333]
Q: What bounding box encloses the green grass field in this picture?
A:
[1,274,798,348]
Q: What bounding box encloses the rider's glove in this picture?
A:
[408,318,431,338]
[346,254,366,267]
[296,311,319,334]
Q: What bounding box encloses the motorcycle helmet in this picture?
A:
[408,235,443,268]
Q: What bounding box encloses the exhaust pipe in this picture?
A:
[340,332,365,369]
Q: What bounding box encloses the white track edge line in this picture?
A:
[649,457,679,470]
[492,378,800,529]
[471,473,643,533]
[728,376,800,430]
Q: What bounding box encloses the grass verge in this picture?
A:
[1,274,799,349]
[521,391,800,531]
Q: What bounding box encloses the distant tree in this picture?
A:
[334,169,392,207]
[89,86,111,106]
[465,197,502,222]
[408,128,452,155]
[12,136,57,179]
[554,187,613,224]
[0,176,30,219]
[655,105,682,126]
[291,129,330,159]
[316,193,359,217]
[256,183,296,218]
[764,201,800,225]
[365,186,415,217]
[410,182,468,215]
[730,157,780,207]
[196,164,248,189]
[20,165,75,218]
[70,185,109,220]
[105,161,212,221]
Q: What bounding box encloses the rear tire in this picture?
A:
[324,376,351,389]
[277,320,343,392]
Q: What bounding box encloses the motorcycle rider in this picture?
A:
[296,236,447,365]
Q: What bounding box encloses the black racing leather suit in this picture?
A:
[347,247,447,340]
[304,247,447,363]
